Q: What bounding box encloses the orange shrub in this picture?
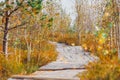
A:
[79,56,120,80]
[0,41,57,79]
[54,32,78,46]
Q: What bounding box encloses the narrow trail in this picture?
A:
[9,42,98,80]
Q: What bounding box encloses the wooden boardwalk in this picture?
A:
[8,42,98,80]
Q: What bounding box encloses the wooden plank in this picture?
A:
[10,75,79,80]
[39,62,85,71]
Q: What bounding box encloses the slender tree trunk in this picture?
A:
[116,9,120,59]
[24,30,32,62]
[77,32,81,45]
[27,42,31,62]
[3,11,9,55]
[114,0,120,59]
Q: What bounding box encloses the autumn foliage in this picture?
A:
[0,41,57,80]
[0,0,120,80]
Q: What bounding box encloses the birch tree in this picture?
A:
[0,0,42,55]
[102,0,120,59]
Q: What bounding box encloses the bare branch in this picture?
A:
[8,22,27,31]
[8,0,24,17]
[0,29,4,32]
[0,26,3,28]
[8,7,20,17]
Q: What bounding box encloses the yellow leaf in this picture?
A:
[104,50,109,55]
[71,43,75,46]
[82,44,88,51]
[98,38,105,45]
[97,46,103,51]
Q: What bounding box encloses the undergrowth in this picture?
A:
[79,55,120,80]
[0,41,57,80]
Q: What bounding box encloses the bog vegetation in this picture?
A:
[0,0,120,80]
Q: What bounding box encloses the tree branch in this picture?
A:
[8,0,24,17]
[8,7,20,17]
[8,22,27,31]
[0,26,3,28]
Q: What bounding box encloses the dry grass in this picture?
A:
[0,41,57,80]
[50,32,78,46]
[79,56,120,80]
[78,32,119,80]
